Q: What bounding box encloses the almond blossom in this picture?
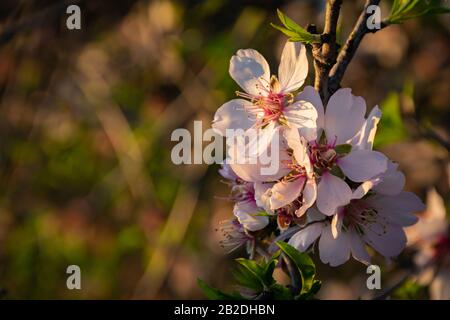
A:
[288,163,425,266]
[406,188,450,299]
[212,41,318,157]
[254,128,316,229]
[296,86,389,216]
[219,164,269,232]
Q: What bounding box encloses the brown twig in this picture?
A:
[327,0,387,96]
[312,0,342,102]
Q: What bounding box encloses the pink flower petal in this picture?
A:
[363,223,407,258]
[229,49,271,96]
[319,223,351,266]
[372,161,405,196]
[283,128,311,171]
[233,201,268,231]
[253,182,273,212]
[351,106,382,150]
[325,88,366,145]
[338,149,388,182]
[278,41,308,93]
[283,101,318,142]
[317,172,352,216]
[331,211,343,239]
[349,229,371,265]
[295,179,317,217]
[228,141,290,182]
[212,99,254,136]
[269,177,305,210]
[288,222,323,252]
[296,86,324,138]
[368,192,425,216]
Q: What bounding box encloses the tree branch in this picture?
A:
[312,0,342,102]
[328,0,386,96]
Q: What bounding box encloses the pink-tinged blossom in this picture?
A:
[218,163,239,181]
[254,128,317,226]
[297,86,388,216]
[219,165,269,232]
[288,166,424,266]
[407,188,450,300]
[227,130,292,183]
[218,218,255,254]
[212,41,318,157]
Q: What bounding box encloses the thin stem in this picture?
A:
[313,0,342,102]
[328,0,386,96]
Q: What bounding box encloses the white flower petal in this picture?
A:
[254,182,274,212]
[233,201,268,231]
[372,161,405,196]
[269,177,305,210]
[368,192,425,216]
[338,149,388,182]
[349,229,371,265]
[219,164,238,181]
[351,177,382,200]
[325,88,366,145]
[296,86,324,138]
[278,41,308,92]
[288,222,323,252]
[230,49,271,96]
[351,106,382,150]
[363,223,406,258]
[283,127,311,171]
[228,139,290,182]
[283,101,318,142]
[331,211,343,239]
[367,192,424,227]
[295,179,317,217]
[317,172,352,216]
[319,223,351,266]
[212,99,254,136]
[246,122,277,158]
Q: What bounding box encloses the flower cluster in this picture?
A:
[213,41,425,266]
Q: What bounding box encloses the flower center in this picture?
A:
[218,219,253,253]
[281,151,308,182]
[231,183,255,203]
[235,75,293,128]
[309,141,338,171]
[342,200,384,236]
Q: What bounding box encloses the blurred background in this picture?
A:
[0,0,448,299]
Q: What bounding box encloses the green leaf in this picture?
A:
[271,9,321,44]
[232,264,265,292]
[296,280,322,300]
[270,283,295,300]
[234,258,276,291]
[387,0,450,24]
[197,279,243,300]
[334,144,352,155]
[276,241,316,295]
